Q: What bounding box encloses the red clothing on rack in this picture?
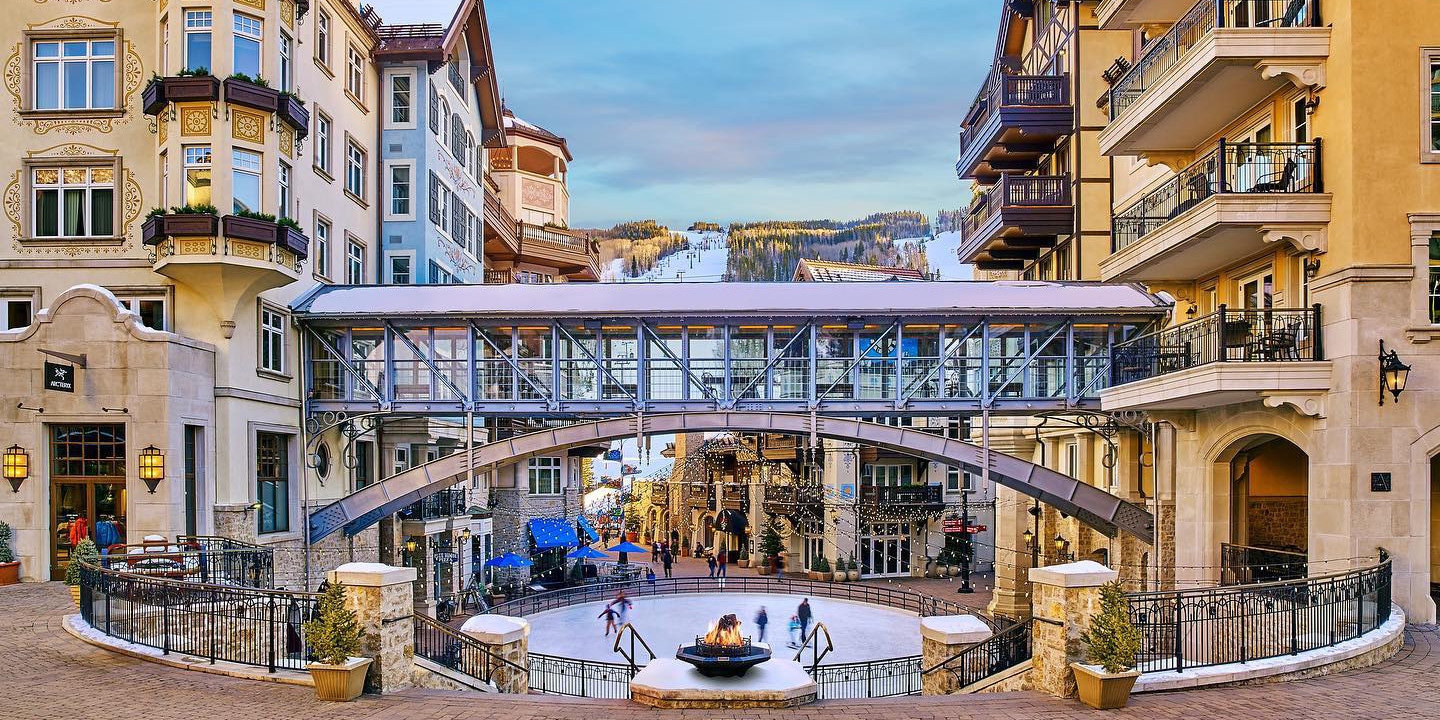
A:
[68,517,90,547]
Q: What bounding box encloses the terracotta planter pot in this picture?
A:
[847,570,859,581]
[223,214,280,243]
[309,657,373,701]
[223,77,280,113]
[161,75,220,104]
[0,561,19,585]
[1071,663,1140,710]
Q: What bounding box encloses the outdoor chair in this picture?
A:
[1255,0,1308,28]
[1248,158,1297,193]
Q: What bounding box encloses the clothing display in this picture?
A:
[67,517,90,547]
[95,520,123,549]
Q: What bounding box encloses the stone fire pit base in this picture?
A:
[629,658,818,708]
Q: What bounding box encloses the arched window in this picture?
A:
[465,131,475,173]
[438,97,449,140]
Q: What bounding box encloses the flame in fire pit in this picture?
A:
[703,613,744,647]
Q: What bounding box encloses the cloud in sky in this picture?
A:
[369,0,999,228]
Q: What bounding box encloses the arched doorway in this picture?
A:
[1222,434,1309,556]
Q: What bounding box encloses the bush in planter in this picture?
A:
[170,203,219,215]
[0,521,16,585]
[64,538,97,586]
[178,67,211,78]
[1073,580,1143,709]
[811,556,830,580]
[233,208,278,223]
[303,581,371,701]
[227,72,270,87]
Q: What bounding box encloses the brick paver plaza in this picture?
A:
[5,582,1438,720]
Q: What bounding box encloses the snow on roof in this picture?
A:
[795,258,927,282]
[292,281,1169,320]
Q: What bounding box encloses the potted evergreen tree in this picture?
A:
[811,556,830,582]
[1072,580,1143,709]
[758,522,783,576]
[832,557,847,582]
[846,553,860,581]
[303,581,372,701]
[0,521,18,585]
[64,538,98,605]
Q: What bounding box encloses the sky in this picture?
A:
[370,0,999,229]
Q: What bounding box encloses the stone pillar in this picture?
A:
[920,615,992,695]
[1027,560,1117,698]
[328,562,418,694]
[987,486,1033,619]
[461,615,530,694]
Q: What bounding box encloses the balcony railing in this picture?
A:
[1110,304,1322,385]
[521,223,591,254]
[1220,542,1308,585]
[483,190,520,251]
[1109,0,1322,117]
[1112,140,1321,252]
[858,484,944,509]
[399,487,469,521]
[961,174,1072,241]
[151,235,304,274]
[958,73,1070,158]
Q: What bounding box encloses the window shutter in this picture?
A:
[428,82,439,134]
[428,172,440,225]
[451,198,465,245]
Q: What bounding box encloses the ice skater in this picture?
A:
[661,547,674,578]
[598,602,619,636]
[706,552,717,577]
[754,606,769,643]
[613,589,633,625]
[716,550,728,577]
[796,598,812,643]
[787,614,801,648]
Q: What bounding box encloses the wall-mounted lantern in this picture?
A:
[1379,340,1411,406]
[3,445,29,493]
[138,445,165,493]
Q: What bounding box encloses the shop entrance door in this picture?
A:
[48,424,127,580]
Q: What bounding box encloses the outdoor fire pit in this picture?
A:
[675,613,772,677]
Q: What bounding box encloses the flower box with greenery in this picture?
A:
[223,74,279,114]
[276,216,310,258]
[150,69,221,110]
[143,205,220,245]
[1072,580,1143,710]
[276,91,310,138]
[303,581,372,701]
[142,74,167,116]
[223,210,280,244]
[64,538,98,605]
[0,521,18,585]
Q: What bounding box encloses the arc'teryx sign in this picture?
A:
[44,362,74,393]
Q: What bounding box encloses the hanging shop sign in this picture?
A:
[44,361,75,393]
[433,550,460,564]
[943,519,986,534]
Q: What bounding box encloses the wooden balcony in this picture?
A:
[956,73,1072,183]
[958,174,1073,269]
[858,484,945,515]
[482,190,520,256]
[759,435,799,461]
[763,485,821,518]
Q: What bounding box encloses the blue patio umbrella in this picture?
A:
[567,546,609,560]
[608,541,647,565]
[486,552,533,568]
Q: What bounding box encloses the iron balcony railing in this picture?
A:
[528,652,637,698]
[100,541,274,588]
[399,486,469,521]
[859,484,945,509]
[1113,139,1322,252]
[959,73,1070,158]
[1127,554,1390,673]
[1110,304,1322,385]
[1220,542,1309,585]
[413,611,525,689]
[961,174,1072,242]
[811,656,923,699]
[1109,0,1322,117]
[921,617,1032,690]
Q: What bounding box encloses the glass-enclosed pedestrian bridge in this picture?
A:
[292,280,1169,417]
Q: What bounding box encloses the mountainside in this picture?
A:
[584,220,691,279]
[724,211,932,281]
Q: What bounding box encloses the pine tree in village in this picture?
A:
[1081,580,1142,673]
[304,581,363,665]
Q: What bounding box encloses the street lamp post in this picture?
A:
[957,493,974,593]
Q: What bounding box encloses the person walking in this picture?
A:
[754,606,769,643]
[598,602,619,636]
[796,598,813,644]
[706,553,717,578]
[661,548,674,578]
[651,541,661,563]
[717,550,728,577]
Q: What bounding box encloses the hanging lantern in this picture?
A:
[138,445,165,493]
[2,444,29,493]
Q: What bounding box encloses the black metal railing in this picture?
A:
[1127,555,1391,673]
[527,652,636,698]
[77,561,319,672]
[859,484,945,509]
[1110,0,1321,116]
[922,617,1032,690]
[413,612,524,688]
[1221,543,1309,585]
[962,174,1072,241]
[763,484,824,517]
[1113,139,1322,252]
[1110,304,1322,385]
[399,487,469,521]
[99,544,274,589]
[812,656,923,699]
[960,73,1070,155]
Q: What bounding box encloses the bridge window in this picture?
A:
[528,457,562,495]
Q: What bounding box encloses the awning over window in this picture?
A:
[577,515,600,543]
[528,518,578,550]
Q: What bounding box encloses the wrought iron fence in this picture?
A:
[99,546,274,588]
[413,612,523,688]
[1221,543,1308,585]
[399,487,469,521]
[1113,140,1322,251]
[1110,304,1322,385]
[960,74,1070,156]
[1110,0,1320,116]
[77,561,319,672]
[527,652,636,698]
[812,656,923,699]
[961,174,1071,240]
[1127,555,1391,673]
[922,617,1033,690]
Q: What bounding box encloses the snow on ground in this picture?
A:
[525,592,922,663]
[897,231,972,281]
[610,230,730,283]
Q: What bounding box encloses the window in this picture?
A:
[2,298,33,330]
[450,196,466,246]
[428,171,441,225]
[314,112,332,174]
[428,260,456,284]
[354,440,373,489]
[346,238,364,283]
[315,9,331,67]
[389,255,411,284]
[183,145,212,207]
[184,10,212,73]
[256,432,290,534]
[1429,235,1440,324]
[32,39,116,111]
[161,20,169,77]
[862,464,913,486]
[259,305,286,374]
[394,445,410,474]
[233,14,262,78]
[314,217,331,277]
[346,45,364,99]
[448,59,464,93]
[528,457,561,495]
[450,113,466,159]
[277,161,292,219]
[390,73,411,125]
[1064,442,1080,478]
[389,164,411,217]
[438,98,450,141]
[522,208,555,226]
[345,141,365,199]
[159,150,169,208]
[232,149,261,214]
[32,166,114,238]
[116,295,166,331]
[278,32,293,92]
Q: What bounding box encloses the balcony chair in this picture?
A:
[1248,158,1297,193]
[1255,0,1309,28]
[1169,173,1213,218]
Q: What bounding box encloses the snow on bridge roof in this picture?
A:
[292,281,1170,320]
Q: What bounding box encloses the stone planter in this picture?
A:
[737,558,749,568]
[223,77,280,113]
[832,571,846,582]
[223,214,280,243]
[160,75,221,104]
[910,566,926,578]
[846,569,859,581]
[0,561,19,585]
[757,562,772,576]
[277,94,310,138]
[308,657,373,702]
[277,224,310,258]
[141,81,167,115]
[1071,663,1140,710]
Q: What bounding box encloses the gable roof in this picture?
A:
[793,258,928,282]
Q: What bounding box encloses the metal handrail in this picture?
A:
[1110,304,1322,385]
[793,621,834,672]
[920,617,1032,687]
[413,611,525,686]
[611,622,657,672]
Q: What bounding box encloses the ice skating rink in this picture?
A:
[524,592,923,662]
